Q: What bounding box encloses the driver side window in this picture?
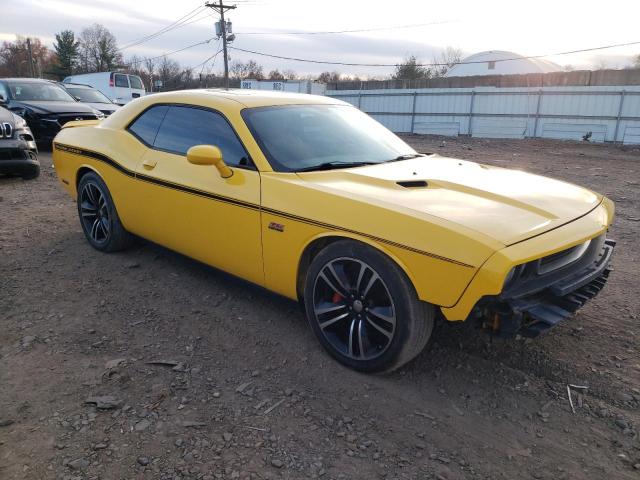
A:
[154,106,251,168]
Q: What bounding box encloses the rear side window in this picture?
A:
[114,74,129,88]
[128,105,169,146]
[128,75,144,90]
[153,106,249,167]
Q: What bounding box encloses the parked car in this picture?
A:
[62,72,146,105]
[0,78,104,146]
[61,83,119,117]
[51,90,615,372]
[0,103,39,179]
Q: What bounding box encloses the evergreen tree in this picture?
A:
[393,56,432,80]
[51,30,79,79]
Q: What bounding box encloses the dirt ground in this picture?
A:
[1,136,639,480]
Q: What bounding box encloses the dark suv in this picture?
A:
[0,78,103,147]
[0,104,39,179]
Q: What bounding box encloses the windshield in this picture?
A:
[242,104,416,172]
[8,82,76,102]
[66,87,112,104]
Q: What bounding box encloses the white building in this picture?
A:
[240,79,326,95]
[445,50,561,77]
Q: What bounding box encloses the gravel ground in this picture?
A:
[1,136,639,480]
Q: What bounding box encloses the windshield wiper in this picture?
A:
[295,161,377,172]
[386,153,427,162]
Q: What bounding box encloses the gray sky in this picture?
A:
[2,0,639,77]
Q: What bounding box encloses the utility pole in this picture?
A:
[205,1,236,89]
[26,38,36,78]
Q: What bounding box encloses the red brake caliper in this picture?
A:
[332,292,343,303]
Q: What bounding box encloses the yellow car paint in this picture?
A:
[52,89,614,323]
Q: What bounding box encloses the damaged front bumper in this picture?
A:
[475,235,615,337]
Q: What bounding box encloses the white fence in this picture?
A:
[326,86,640,144]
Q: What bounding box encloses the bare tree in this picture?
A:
[78,24,122,72]
[317,71,342,83]
[593,58,610,70]
[282,69,298,80]
[267,69,285,80]
[0,36,55,78]
[432,46,463,77]
[230,60,264,80]
[157,57,181,89]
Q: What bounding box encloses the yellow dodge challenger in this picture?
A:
[52,90,615,372]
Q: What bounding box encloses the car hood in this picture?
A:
[0,105,16,124]
[295,155,602,246]
[13,100,96,115]
[83,102,118,113]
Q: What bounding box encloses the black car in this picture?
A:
[0,104,39,179]
[0,78,104,147]
[61,83,120,117]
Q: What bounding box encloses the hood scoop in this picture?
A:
[397,180,428,188]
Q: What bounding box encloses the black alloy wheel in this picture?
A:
[312,257,396,361]
[80,181,111,244]
[304,240,434,372]
[77,172,133,252]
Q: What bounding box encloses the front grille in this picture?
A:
[55,114,98,126]
[502,234,606,299]
[537,239,591,274]
[0,122,13,139]
[0,149,28,161]
[479,238,615,338]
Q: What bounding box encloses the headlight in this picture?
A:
[11,107,29,118]
[13,116,28,128]
[92,109,105,119]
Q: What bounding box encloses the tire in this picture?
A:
[77,171,133,252]
[303,240,434,373]
[21,165,40,180]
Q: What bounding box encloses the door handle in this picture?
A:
[142,158,157,169]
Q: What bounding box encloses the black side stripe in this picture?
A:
[261,208,474,268]
[56,143,134,178]
[135,174,260,211]
[54,142,475,269]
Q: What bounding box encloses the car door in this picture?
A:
[129,104,264,286]
[113,73,131,104]
[127,75,146,100]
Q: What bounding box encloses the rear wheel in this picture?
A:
[77,172,133,252]
[303,240,434,372]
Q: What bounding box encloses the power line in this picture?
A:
[192,47,223,71]
[229,40,640,67]
[127,38,216,66]
[236,20,454,35]
[119,5,206,51]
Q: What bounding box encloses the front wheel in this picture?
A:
[77,171,133,252]
[303,240,434,373]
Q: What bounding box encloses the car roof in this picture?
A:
[146,88,347,109]
[1,78,58,84]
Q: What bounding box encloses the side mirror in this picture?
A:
[187,144,233,178]
[0,95,6,106]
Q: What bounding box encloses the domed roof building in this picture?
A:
[445,50,562,77]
